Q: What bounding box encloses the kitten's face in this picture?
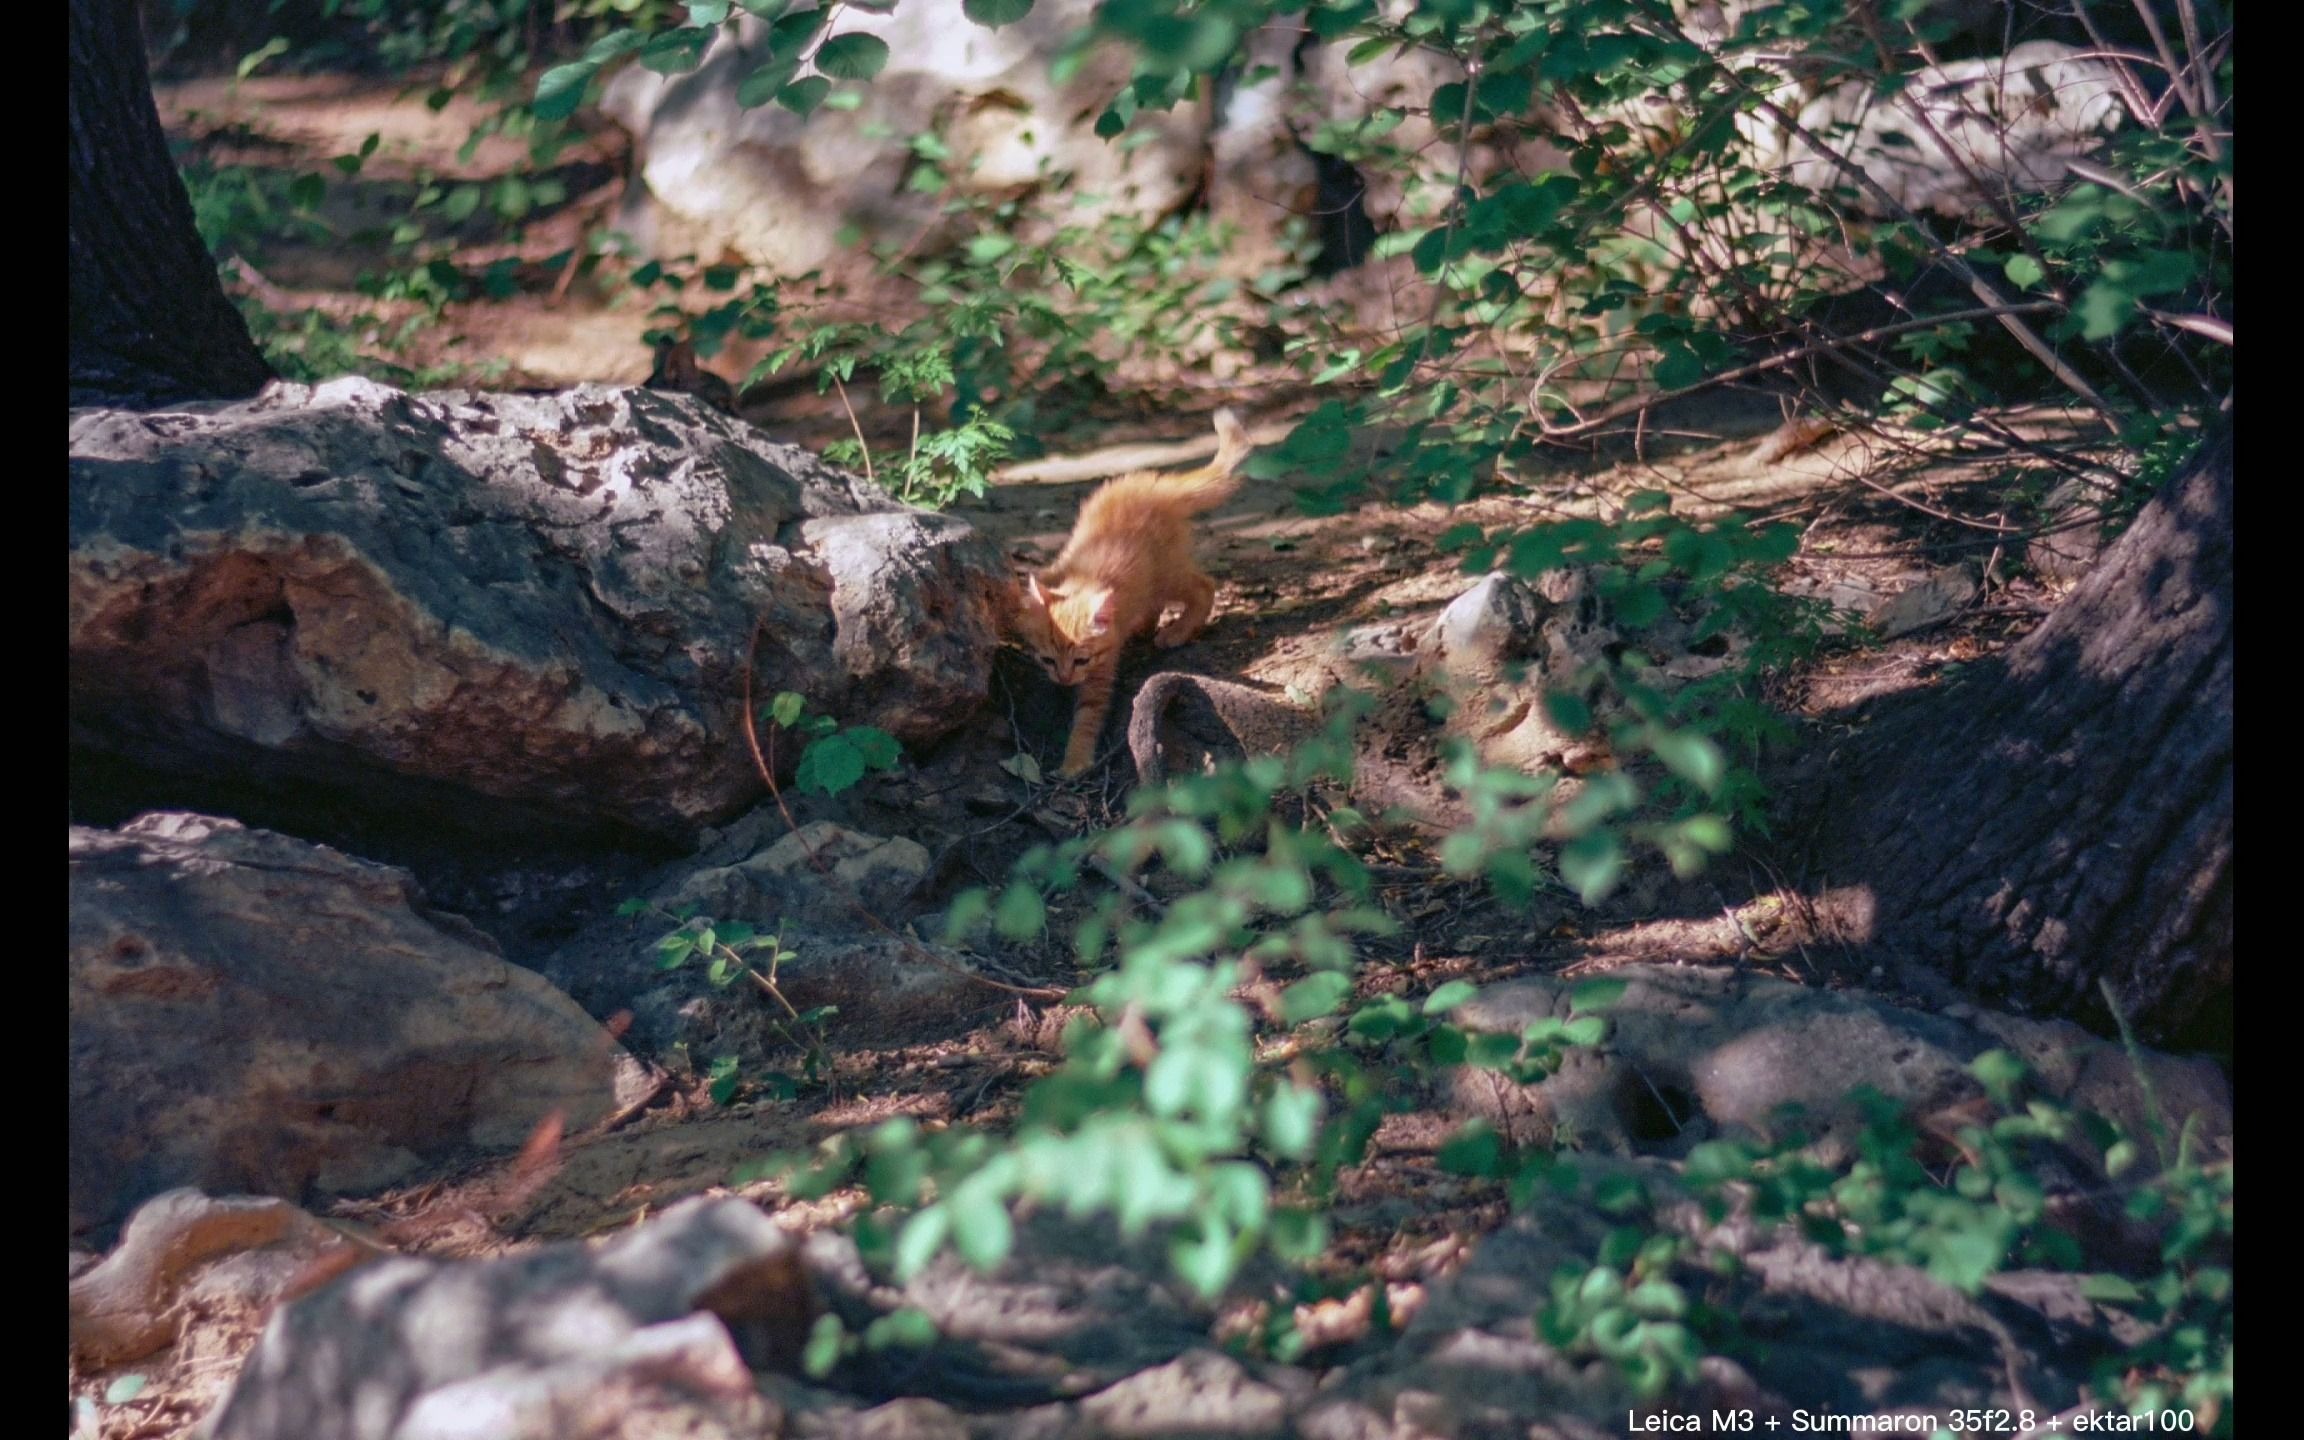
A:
[1012,575,1111,686]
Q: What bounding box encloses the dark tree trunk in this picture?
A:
[69,0,272,408]
[1818,418,2232,1045]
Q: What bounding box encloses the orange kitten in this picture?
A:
[1011,409,1253,776]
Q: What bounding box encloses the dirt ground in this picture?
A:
[69,73,2130,1440]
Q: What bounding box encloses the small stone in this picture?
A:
[1433,573,1542,671]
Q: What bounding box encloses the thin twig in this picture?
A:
[831,376,877,487]
[2067,1,2157,127]
[1406,50,1483,382]
[1087,856,1165,914]
[1534,303,2060,439]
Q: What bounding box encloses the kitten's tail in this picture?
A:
[1155,408,1254,512]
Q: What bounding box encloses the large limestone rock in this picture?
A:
[68,813,642,1236]
[1745,41,2128,219]
[600,1,1204,286]
[69,378,1011,839]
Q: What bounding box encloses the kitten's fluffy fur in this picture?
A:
[1011,409,1253,776]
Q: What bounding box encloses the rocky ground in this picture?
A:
[63,72,2223,1440]
[70,371,2216,1440]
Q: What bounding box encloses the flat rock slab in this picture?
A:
[69,1188,381,1369]
[1450,964,2231,1158]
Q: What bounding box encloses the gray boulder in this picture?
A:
[539,811,993,1058]
[206,1195,803,1440]
[69,378,1011,839]
[69,812,644,1236]
[1746,41,2128,219]
[600,1,1202,288]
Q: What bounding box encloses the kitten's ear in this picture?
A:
[1085,589,1117,635]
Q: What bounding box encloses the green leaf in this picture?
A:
[963,0,1034,25]
[1653,343,1703,391]
[770,691,806,728]
[235,35,289,80]
[1262,1083,1322,1159]
[2002,252,2044,289]
[1347,994,1415,1042]
[1280,970,1353,1023]
[1560,832,1626,905]
[993,882,1046,940]
[707,1054,742,1104]
[776,76,831,114]
[847,726,903,770]
[1170,1218,1237,1298]
[940,887,990,943]
[1683,1140,1753,1184]
[864,1306,938,1349]
[103,1375,149,1406]
[1969,1048,2026,1100]
[532,62,599,122]
[1422,979,1479,1014]
[1269,1207,1329,1262]
[950,1181,1015,1269]
[1562,1014,1608,1046]
[737,55,804,107]
[1612,580,1668,626]
[688,0,733,21]
[1438,1120,1503,1176]
[894,1204,950,1279]
[1568,978,1626,1013]
[1647,729,1724,795]
[967,233,1018,263]
[639,26,713,74]
[815,32,891,80]
[796,735,866,795]
[582,29,649,63]
[770,8,830,47]
[1543,690,1592,734]
[801,1312,847,1377]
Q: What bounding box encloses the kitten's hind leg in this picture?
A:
[1154,572,1218,648]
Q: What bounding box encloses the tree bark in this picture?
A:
[70,0,272,408]
[1818,417,2232,1045]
